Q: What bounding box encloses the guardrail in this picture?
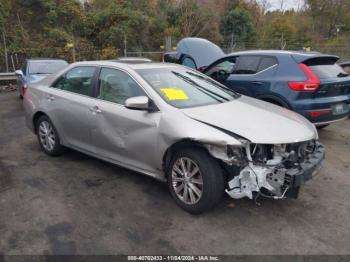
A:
[0,72,17,81]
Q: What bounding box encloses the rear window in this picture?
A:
[29,60,68,75]
[309,64,349,79]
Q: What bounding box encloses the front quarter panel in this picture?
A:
[156,109,242,169]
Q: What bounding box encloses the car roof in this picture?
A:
[70,61,180,70]
[27,58,67,61]
[224,50,338,63]
[226,50,322,57]
[112,57,152,63]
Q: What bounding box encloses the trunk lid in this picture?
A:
[314,78,350,98]
[301,55,350,98]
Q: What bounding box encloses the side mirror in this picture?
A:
[15,70,23,76]
[125,96,151,110]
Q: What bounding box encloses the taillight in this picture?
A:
[288,64,320,92]
[309,109,332,118]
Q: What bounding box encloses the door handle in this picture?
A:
[47,94,55,101]
[89,105,102,114]
[252,81,263,86]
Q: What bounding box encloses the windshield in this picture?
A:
[29,60,68,75]
[137,67,240,108]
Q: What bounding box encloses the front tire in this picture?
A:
[36,115,64,156]
[167,147,225,214]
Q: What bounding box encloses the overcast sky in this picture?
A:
[258,0,305,11]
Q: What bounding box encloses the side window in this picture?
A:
[182,57,197,69]
[98,68,146,105]
[257,57,278,72]
[205,57,236,77]
[232,56,261,75]
[52,66,96,96]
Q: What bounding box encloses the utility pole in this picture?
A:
[2,29,9,72]
[230,19,235,53]
[280,32,286,50]
[10,54,15,71]
[230,33,234,52]
[72,34,76,62]
[124,34,127,57]
[165,36,172,52]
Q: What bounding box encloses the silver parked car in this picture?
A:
[23,61,325,213]
[16,58,68,99]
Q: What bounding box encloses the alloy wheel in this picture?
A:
[171,157,203,205]
[38,120,56,151]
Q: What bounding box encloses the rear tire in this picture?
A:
[36,115,64,156]
[167,147,225,214]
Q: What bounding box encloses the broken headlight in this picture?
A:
[205,144,246,165]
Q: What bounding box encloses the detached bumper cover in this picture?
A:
[287,142,325,188]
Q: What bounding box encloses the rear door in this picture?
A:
[47,66,98,153]
[226,55,278,96]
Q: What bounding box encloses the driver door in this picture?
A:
[90,67,161,173]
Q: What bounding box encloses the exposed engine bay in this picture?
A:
[207,140,325,201]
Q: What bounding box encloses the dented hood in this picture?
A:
[181,96,317,144]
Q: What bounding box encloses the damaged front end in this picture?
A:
[207,140,325,200]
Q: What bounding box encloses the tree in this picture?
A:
[221,6,257,48]
[306,0,350,38]
[178,0,213,37]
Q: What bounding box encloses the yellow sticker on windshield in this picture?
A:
[160,88,189,101]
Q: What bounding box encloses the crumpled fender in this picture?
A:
[156,110,243,170]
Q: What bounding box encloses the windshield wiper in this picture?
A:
[337,72,349,78]
[186,71,240,98]
[172,71,230,102]
[172,72,223,102]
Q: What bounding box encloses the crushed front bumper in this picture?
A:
[225,141,325,200]
[284,142,325,198]
[287,142,325,186]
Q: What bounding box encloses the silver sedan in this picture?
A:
[23,61,325,213]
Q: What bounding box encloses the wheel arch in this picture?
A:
[32,111,48,134]
[257,94,291,109]
[162,139,207,177]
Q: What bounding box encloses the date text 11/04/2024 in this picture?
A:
[127,256,219,261]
